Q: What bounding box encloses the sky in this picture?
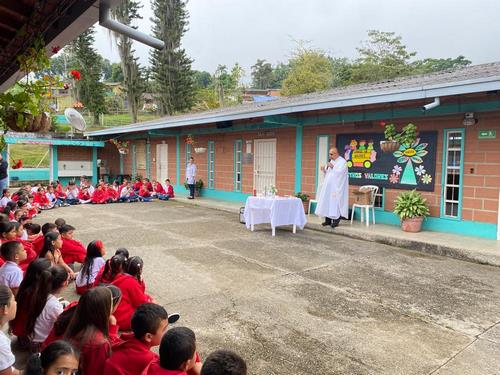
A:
[94,0,500,81]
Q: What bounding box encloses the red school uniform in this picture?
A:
[139,187,151,198]
[0,257,4,267]
[104,333,157,375]
[141,361,187,375]
[10,238,37,271]
[61,237,87,264]
[154,183,166,195]
[133,181,142,191]
[72,325,122,375]
[106,188,119,201]
[34,192,50,206]
[55,184,67,199]
[166,185,175,198]
[78,190,91,201]
[31,234,45,256]
[146,182,153,191]
[92,188,108,204]
[41,300,79,351]
[111,273,153,331]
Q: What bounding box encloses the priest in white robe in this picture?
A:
[315,147,349,228]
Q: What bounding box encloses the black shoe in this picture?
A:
[331,218,340,228]
[321,221,330,226]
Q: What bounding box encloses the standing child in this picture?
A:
[104,303,170,375]
[0,241,27,296]
[111,256,153,330]
[142,327,198,375]
[0,189,11,209]
[25,340,80,375]
[0,285,21,375]
[59,224,87,264]
[65,286,121,375]
[75,240,106,294]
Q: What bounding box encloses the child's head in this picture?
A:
[0,241,27,264]
[68,181,76,187]
[0,221,16,240]
[165,179,171,185]
[50,265,69,293]
[65,286,113,343]
[103,284,122,313]
[41,222,58,235]
[55,218,66,229]
[12,221,24,237]
[2,188,9,197]
[159,327,197,372]
[24,222,41,236]
[103,254,127,280]
[4,201,17,215]
[126,256,144,282]
[14,209,24,221]
[131,303,169,346]
[59,224,75,239]
[40,231,63,258]
[25,340,80,375]
[47,185,54,192]
[0,285,16,325]
[201,350,247,375]
[80,240,105,284]
[115,247,129,259]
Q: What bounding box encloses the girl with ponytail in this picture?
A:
[25,340,79,375]
[75,240,106,294]
[40,232,75,279]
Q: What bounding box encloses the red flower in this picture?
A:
[379,121,386,127]
[51,46,61,54]
[12,160,23,169]
[70,70,81,81]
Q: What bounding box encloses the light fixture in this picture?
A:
[463,112,478,126]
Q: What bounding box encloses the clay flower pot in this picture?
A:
[401,217,424,233]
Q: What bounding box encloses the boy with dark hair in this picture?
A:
[54,218,66,229]
[143,327,198,375]
[201,350,247,375]
[41,222,58,235]
[0,241,27,296]
[104,303,170,375]
[33,223,58,256]
[59,224,86,264]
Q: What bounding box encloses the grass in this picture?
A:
[9,144,50,168]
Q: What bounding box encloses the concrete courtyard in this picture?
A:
[38,201,500,375]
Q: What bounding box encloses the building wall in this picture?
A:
[98,143,121,177]
[57,146,91,161]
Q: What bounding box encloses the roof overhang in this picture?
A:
[86,75,500,137]
[0,0,122,92]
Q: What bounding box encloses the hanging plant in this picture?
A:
[109,139,129,154]
[185,134,196,145]
[380,122,418,153]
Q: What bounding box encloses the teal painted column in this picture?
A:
[119,154,124,175]
[146,140,151,179]
[132,144,137,178]
[3,145,9,188]
[51,145,58,182]
[91,147,98,185]
[294,125,303,193]
[176,135,181,186]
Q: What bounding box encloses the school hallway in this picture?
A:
[39,200,500,375]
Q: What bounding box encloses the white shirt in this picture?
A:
[315,156,349,219]
[33,294,63,343]
[0,196,11,208]
[66,187,79,200]
[120,187,132,198]
[186,163,197,184]
[46,192,57,202]
[0,330,15,371]
[0,261,23,289]
[76,257,106,287]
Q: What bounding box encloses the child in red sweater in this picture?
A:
[138,184,153,202]
[78,186,92,204]
[65,286,121,375]
[142,327,198,375]
[92,184,108,204]
[111,256,153,330]
[59,224,86,264]
[104,303,170,375]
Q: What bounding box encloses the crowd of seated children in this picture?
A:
[0,213,247,375]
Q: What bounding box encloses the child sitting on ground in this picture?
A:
[0,189,11,209]
[25,340,80,375]
[119,182,138,203]
[95,248,129,284]
[32,223,58,256]
[35,187,53,210]
[152,180,166,199]
[104,303,170,375]
[55,218,66,230]
[164,179,175,199]
[65,286,121,375]
[92,184,108,204]
[0,285,21,375]
[75,240,106,294]
[59,224,87,264]
[111,256,153,330]
[78,186,92,204]
[138,183,153,202]
[143,327,198,375]
[200,350,247,375]
[40,232,76,279]
[105,183,119,203]
[31,266,69,351]
[0,241,27,296]
[96,253,128,285]
[66,181,81,205]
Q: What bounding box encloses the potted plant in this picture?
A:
[380,123,418,153]
[195,179,204,196]
[295,192,310,213]
[393,189,430,233]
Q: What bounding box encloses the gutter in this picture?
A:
[99,0,164,50]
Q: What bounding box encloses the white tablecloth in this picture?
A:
[244,196,307,231]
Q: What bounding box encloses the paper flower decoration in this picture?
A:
[70,70,81,81]
[415,165,426,176]
[421,174,432,184]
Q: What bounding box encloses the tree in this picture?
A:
[251,59,273,89]
[68,28,106,125]
[193,70,212,89]
[149,0,195,115]
[329,57,353,87]
[212,63,244,107]
[111,63,124,83]
[102,59,113,81]
[281,46,333,96]
[269,62,290,89]
[411,56,471,74]
[350,30,416,83]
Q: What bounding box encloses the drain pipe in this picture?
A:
[99,1,165,50]
[421,97,440,112]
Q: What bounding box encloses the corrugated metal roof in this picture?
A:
[86,62,500,137]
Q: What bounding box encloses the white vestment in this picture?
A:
[315,156,349,219]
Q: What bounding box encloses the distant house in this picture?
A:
[242,89,280,103]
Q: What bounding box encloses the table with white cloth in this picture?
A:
[243,196,307,236]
